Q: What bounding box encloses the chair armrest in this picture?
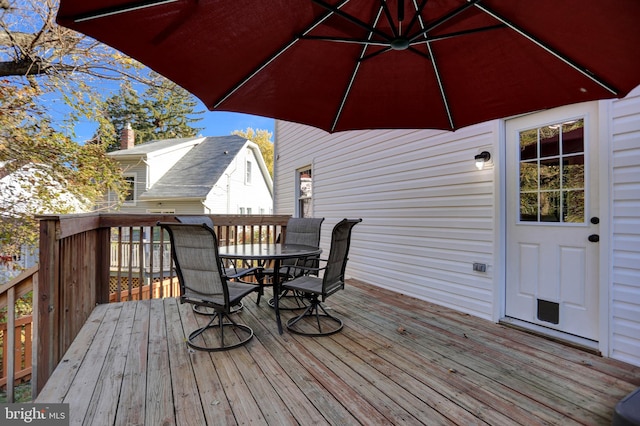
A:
[283,264,326,276]
[224,266,262,280]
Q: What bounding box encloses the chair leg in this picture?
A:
[268,289,309,310]
[188,311,254,351]
[253,272,266,305]
[193,302,243,315]
[285,297,343,336]
[255,287,264,305]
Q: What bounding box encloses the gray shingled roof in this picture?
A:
[140,135,247,200]
[108,137,199,157]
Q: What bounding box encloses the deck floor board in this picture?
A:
[36,279,640,425]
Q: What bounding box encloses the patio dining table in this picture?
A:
[218,243,322,334]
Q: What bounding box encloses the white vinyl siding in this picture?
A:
[275,121,498,320]
[275,90,640,367]
[106,161,146,210]
[610,86,640,366]
[207,144,272,214]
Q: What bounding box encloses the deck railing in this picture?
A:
[28,213,289,398]
[0,265,38,402]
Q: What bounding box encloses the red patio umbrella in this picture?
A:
[56,0,640,132]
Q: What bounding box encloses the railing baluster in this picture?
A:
[138,227,144,300]
[127,228,134,301]
[6,286,15,402]
[116,228,123,302]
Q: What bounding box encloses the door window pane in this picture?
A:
[562,155,584,189]
[520,193,538,222]
[519,161,538,191]
[539,125,560,157]
[518,119,585,223]
[540,191,561,222]
[519,129,538,161]
[540,158,560,190]
[563,190,584,223]
[563,121,584,154]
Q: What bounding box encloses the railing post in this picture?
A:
[6,286,15,402]
[36,218,59,394]
[96,227,111,304]
[31,271,39,401]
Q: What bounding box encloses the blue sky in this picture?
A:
[43,81,275,144]
[70,108,275,144]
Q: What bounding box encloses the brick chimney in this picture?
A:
[120,123,135,150]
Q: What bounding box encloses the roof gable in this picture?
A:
[108,137,202,158]
[140,135,248,200]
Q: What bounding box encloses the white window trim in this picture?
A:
[245,160,252,185]
[146,209,176,214]
[296,166,312,218]
[123,173,137,206]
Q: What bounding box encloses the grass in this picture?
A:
[0,381,32,403]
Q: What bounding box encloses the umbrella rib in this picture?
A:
[359,46,393,62]
[473,2,619,95]
[408,0,481,43]
[68,0,179,23]
[301,35,389,47]
[332,5,385,132]
[213,0,351,109]
[412,0,455,129]
[410,24,505,45]
[404,0,429,36]
[426,42,454,130]
[311,0,392,42]
[379,0,399,38]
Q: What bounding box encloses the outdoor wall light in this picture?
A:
[475,151,491,170]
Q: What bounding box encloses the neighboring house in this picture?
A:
[273,85,640,367]
[0,163,89,283]
[105,130,273,215]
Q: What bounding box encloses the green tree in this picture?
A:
[95,76,204,150]
[0,0,158,258]
[0,83,126,255]
[232,128,274,176]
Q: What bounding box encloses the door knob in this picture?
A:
[588,234,599,243]
[590,217,600,224]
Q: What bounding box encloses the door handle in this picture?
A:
[588,234,599,243]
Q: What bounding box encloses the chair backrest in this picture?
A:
[159,222,231,310]
[283,217,324,268]
[175,215,215,228]
[323,219,362,296]
[284,217,324,245]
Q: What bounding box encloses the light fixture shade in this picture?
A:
[475,151,491,170]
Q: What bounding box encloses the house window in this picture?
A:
[297,167,312,218]
[123,174,136,205]
[246,161,252,184]
[519,119,585,223]
[239,207,245,215]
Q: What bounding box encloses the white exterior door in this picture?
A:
[505,103,600,342]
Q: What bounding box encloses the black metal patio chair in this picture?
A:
[260,217,324,308]
[282,218,361,336]
[175,216,260,312]
[158,222,260,351]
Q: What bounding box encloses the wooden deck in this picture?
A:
[35,279,640,425]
